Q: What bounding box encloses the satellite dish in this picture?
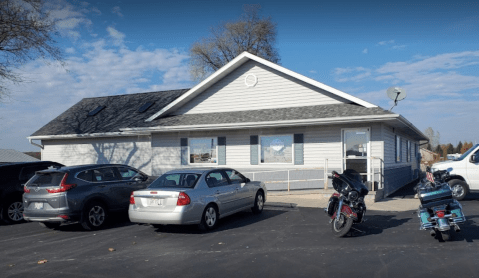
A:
[386,87,407,111]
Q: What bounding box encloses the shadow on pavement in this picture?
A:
[349,214,413,237]
[149,209,286,234]
[46,212,137,232]
[450,215,479,243]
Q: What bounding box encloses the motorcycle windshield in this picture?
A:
[341,169,369,196]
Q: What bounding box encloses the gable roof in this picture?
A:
[132,103,393,129]
[0,149,40,163]
[31,89,188,137]
[145,52,377,122]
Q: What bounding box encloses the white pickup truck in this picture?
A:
[431,144,479,200]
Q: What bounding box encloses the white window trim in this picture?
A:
[188,137,219,165]
[259,134,295,165]
[407,140,411,162]
[396,135,401,162]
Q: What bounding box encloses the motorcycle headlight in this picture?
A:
[348,191,359,201]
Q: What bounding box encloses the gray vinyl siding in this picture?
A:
[173,60,348,115]
[381,124,421,195]
[41,136,152,174]
[149,123,384,178]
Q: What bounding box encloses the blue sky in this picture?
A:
[1,0,478,151]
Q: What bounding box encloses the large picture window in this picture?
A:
[260,135,293,163]
[189,138,217,164]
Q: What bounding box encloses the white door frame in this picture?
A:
[341,127,371,181]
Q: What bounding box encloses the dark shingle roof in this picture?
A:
[31,89,188,136]
[136,103,393,128]
[0,149,40,163]
[31,89,393,136]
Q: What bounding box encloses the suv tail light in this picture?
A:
[24,185,30,193]
[47,173,76,193]
[130,192,135,205]
[177,192,190,206]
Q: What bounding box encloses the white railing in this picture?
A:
[243,157,384,192]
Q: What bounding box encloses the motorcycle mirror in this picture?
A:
[446,167,453,172]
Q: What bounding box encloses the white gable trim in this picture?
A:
[146,52,377,122]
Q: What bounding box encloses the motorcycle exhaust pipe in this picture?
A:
[430,230,436,237]
[454,225,461,233]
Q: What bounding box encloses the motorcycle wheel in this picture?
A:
[331,213,353,237]
[440,230,451,241]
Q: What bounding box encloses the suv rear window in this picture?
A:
[149,173,201,189]
[28,172,65,187]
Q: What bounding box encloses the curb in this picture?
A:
[265,202,298,208]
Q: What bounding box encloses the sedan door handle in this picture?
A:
[98,185,106,188]
[215,190,220,194]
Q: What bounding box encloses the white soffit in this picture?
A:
[146,52,377,122]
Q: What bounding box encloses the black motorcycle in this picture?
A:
[415,168,466,241]
[325,169,369,237]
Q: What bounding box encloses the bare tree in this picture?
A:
[0,0,62,102]
[424,127,440,148]
[189,4,280,81]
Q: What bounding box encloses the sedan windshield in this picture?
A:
[148,173,201,189]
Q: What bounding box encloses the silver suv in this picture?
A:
[23,164,153,230]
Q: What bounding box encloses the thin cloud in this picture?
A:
[112,6,123,17]
[362,48,368,54]
[107,26,126,45]
[378,40,395,45]
[0,40,192,150]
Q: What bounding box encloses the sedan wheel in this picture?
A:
[199,205,218,231]
[252,191,264,214]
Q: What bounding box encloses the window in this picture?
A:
[225,169,246,184]
[189,138,217,164]
[407,140,411,162]
[93,167,119,182]
[148,173,201,188]
[396,136,401,162]
[205,171,229,187]
[77,170,94,182]
[117,167,139,180]
[260,135,293,164]
[88,105,105,116]
[137,102,154,113]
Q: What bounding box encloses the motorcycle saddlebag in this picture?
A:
[418,184,453,209]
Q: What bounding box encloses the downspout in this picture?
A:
[29,138,44,149]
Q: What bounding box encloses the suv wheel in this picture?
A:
[81,202,108,230]
[2,199,24,224]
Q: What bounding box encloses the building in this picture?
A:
[0,149,40,165]
[28,52,427,197]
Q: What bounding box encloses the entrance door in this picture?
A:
[343,128,370,183]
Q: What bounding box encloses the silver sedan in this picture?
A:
[128,168,267,230]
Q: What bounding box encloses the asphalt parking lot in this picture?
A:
[1,198,479,278]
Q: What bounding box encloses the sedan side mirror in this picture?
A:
[245,178,251,183]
